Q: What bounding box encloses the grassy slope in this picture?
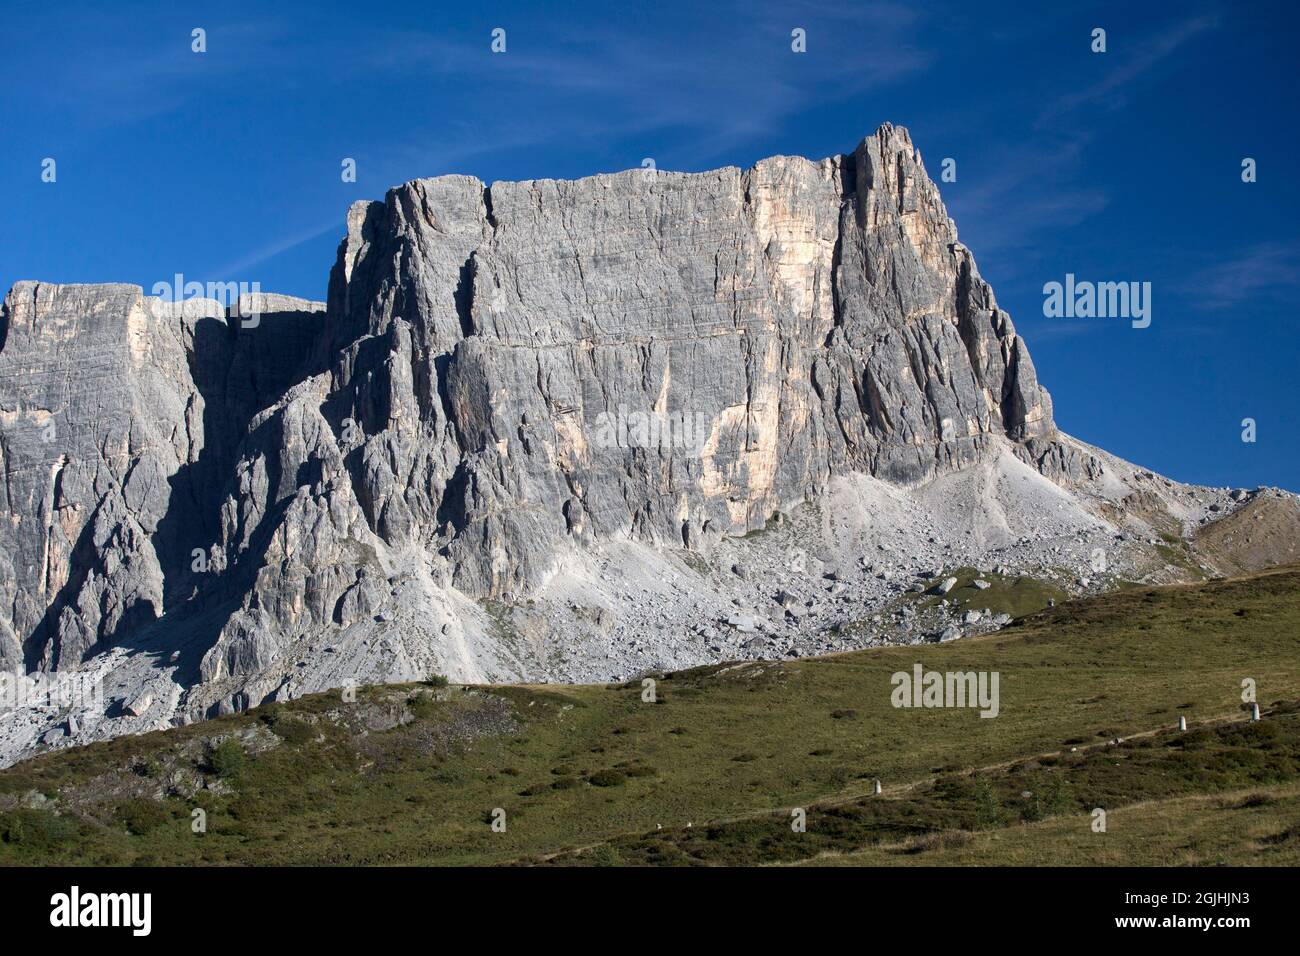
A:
[803,784,1300,867]
[542,704,1300,865]
[2,567,1299,866]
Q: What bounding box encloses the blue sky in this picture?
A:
[2,0,1296,491]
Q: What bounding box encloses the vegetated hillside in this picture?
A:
[2,567,1299,866]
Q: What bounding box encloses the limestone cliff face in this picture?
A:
[0,284,327,680]
[324,124,1053,601]
[0,124,1057,704]
[0,283,197,673]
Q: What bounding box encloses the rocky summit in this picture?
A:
[1,124,1296,765]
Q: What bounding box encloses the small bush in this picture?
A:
[0,809,77,848]
[972,778,1006,829]
[270,718,314,745]
[406,695,439,721]
[583,844,623,866]
[1041,774,1075,816]
[114,798,169,835]
[423,673,449,688]
[207,739,246,780]
[1021,791,1047,823]
[588,769,626,787]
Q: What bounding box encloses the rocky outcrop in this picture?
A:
[2,124,1064,725]
[323,124,1054,605]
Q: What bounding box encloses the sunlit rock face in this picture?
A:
[325,122,1054,601]
[0,124,1058,714]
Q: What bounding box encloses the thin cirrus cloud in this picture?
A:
[950,12,1220,284]
[213,7,937,275]
[206,220,343,280]
[356,13,934,169]
[1193,241,1300,311]
[1038,12,1221,124]
[943,132,1111,278]
[1,17,295,130]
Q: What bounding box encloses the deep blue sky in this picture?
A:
[2,1,1296,491]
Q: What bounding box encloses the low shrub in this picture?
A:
[588,769,626,787]
[207,739,246,780]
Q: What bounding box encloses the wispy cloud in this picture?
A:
[193,2,940,270]
[350,5,934,172]
[2,14,297,129]
[942,12,1220,284]
[1194,241,1300,311]
[1039,14,1220,124]
[943,132,1108,272]
[208,220,341,279]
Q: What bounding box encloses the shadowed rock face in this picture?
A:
[0,285,327,678]
[0,124,1058,707]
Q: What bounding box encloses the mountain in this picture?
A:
[1,124,1296,766]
